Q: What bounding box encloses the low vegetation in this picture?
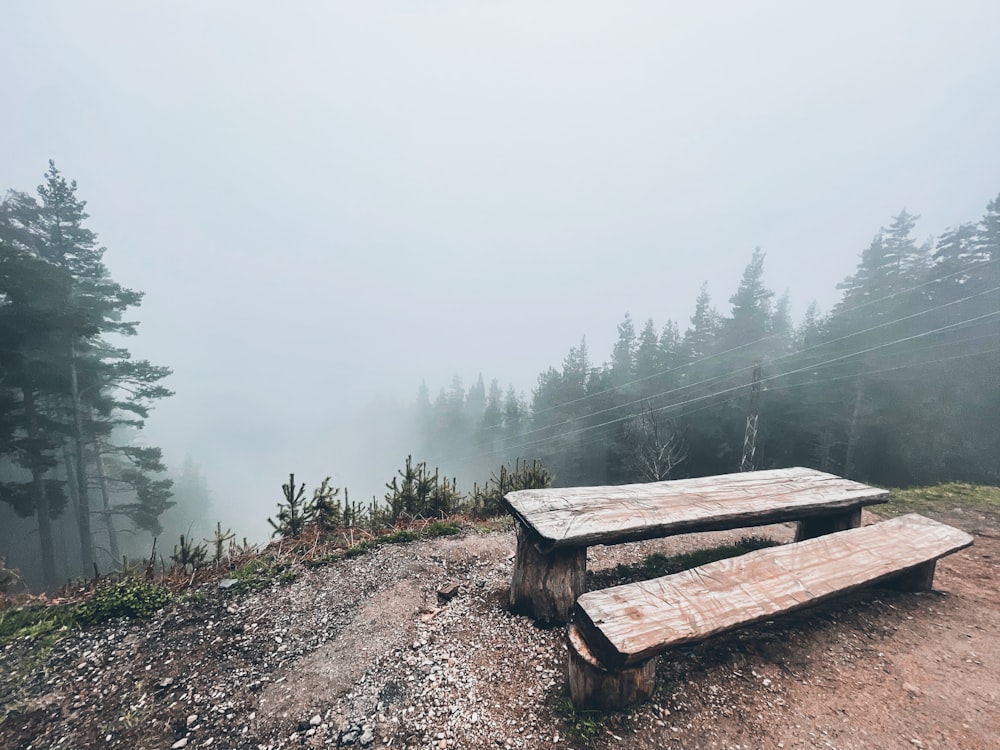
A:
[883,483,1000,523]
[599,536,778,588]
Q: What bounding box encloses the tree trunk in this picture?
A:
[509,523,585,624]
[93,441,121,565]
[22,387,56,590]
[566,624,656,710]
[844,374,866,479]
[69,339,94,576]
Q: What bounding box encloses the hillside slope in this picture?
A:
[2,502,998,750]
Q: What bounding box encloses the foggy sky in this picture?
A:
[3,2,1000,540]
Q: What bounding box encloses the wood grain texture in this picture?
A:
[566,624,656,710]
[574,514,973,669]
[503,467,888,551]
[509,523,585,624]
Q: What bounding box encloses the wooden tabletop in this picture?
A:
[502,467,889,552]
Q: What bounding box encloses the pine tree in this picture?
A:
[723,247,774,352]
[1,164,174,580]
[682,283,719,362]
[0,218,80,587]
[610,313,636,383]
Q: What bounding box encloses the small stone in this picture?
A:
[437,583,460,602]
[359,728,375,746]
[310,714,322,726]
[762,678,772,687]
[903,682,922,697]
[218,578,239,589]
[171,740,188,750]
[187,714,198,727]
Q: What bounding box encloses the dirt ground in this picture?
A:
[1,508,997,750]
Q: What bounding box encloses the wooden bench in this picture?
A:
[567,513,973,709]
[503,467,889,623]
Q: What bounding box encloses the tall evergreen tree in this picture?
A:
[682,283,719,363]
[1,164,174,582]
[610,313,636,383]
[723,247,774,353]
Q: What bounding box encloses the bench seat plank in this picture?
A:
[504,467,888,552]
[574,514,973,669]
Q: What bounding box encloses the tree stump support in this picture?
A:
[887,560,937,592]
[567,624,656,710]
[796,507,862,541]
[509,523,585,624]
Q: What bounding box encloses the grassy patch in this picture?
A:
[343,541,376,558]
[76,578,171,625]
[881,483,1000,523]
[229,556,290,591]
[381,529,419,544]
[422,521,461,538]
[610,536,778,582]
[0,578,172,723]
[554,687,607,746]
[0,604,77,646]
[0,577,170,647]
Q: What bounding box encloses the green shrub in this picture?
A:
[381,529,419,544]
[75,578,171,625]
[423,521,461,538]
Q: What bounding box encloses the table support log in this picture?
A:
[509,523,585,624]
[795,507,862,541]
[887,560,937,592]
[567,624,656,710]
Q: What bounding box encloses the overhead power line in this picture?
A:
[523,257,1000,421]
[431,309,999,465]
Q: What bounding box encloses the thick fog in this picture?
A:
[3,2,999,543]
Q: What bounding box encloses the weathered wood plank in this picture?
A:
[574,514,972,669]
[503,467,887,551]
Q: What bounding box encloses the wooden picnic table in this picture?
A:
[502,467,889,623]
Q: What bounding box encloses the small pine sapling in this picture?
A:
[269,473,310,537]
[171,534,208,573]
[205,521,236,563]
[310,477,343,529]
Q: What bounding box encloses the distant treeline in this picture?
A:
[410,200,1000,491]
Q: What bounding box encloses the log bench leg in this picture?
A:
[567,624,656,710]
[509,523,585,624]
[887,560,937,592]
[795,507,862,541]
